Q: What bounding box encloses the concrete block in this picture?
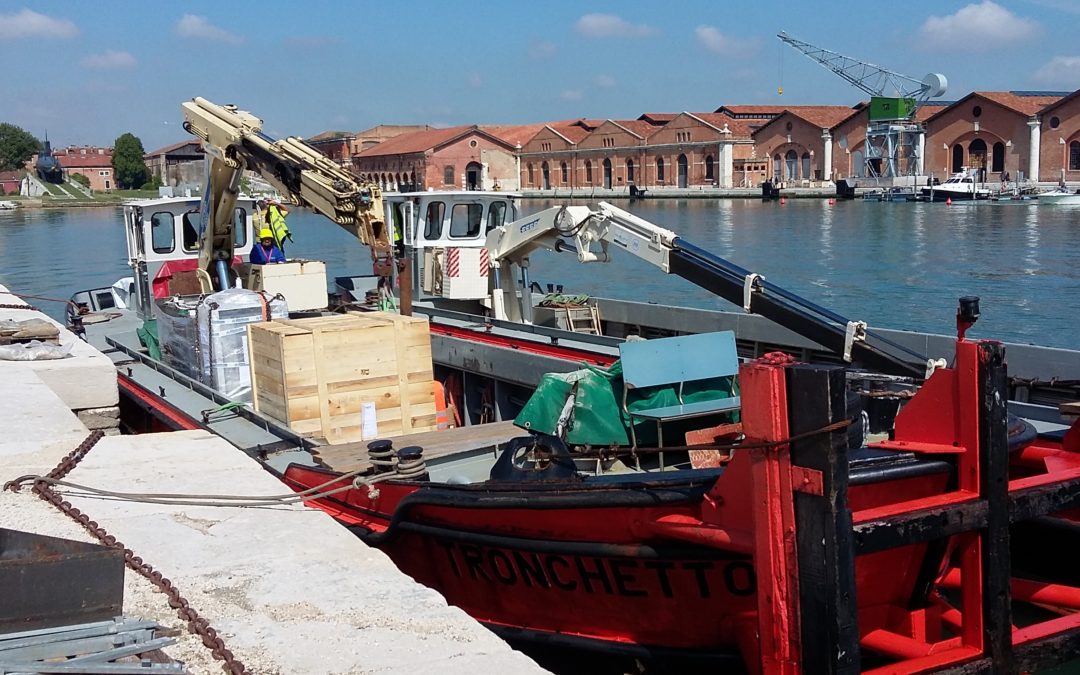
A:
[63,431,546,675]
[0,286,118,411]
[0,365,89,475]
[77,405,120,431]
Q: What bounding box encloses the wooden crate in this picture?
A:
[248,312,437,444]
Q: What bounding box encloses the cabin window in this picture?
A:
[234,208,247,248]
[150,212,175,254]
[424,201,445,239]
[1070,141,1080,171]
[182,213,199,252]
[705,155,715,181]
[443,165,455,186]
[656,157,665,182]
[487,201,507,232]
[450,203,483,238]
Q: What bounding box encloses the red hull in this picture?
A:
[283,455,952,661]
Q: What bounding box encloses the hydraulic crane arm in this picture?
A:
[182,97,389,290]
[486,202,927,377]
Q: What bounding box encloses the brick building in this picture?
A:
[144,140,204,187]
[518,119,599,189]
[53,146,114,191]
[752,107,859,182]
[0,170,22,195]
[306,131,355,167]
[923,92,1065,183]
[354,124,542,192]
[1036,90,1080,184]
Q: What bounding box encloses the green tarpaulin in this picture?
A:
[514,359,738,446]
[136,319,160,360]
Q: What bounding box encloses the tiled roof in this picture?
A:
[355,125,517,157]
[482,123,548,147]
[1039,88,1080,114]
[638,113,677,124]
[355,124,433,140]
[715,105,791,117]
[308,130,354,142]
[689,113,758,139]
[914,102,951,122]
[56,154,113,169]
[144,140,203,157]
[546,120,592,144]
[975,91,1064,116]
[787,106,858,129]
[611,119,660,138]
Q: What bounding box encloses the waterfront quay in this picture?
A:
[0,285,544,674]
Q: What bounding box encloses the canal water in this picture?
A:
[1,198,1078,350]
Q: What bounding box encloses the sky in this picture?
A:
[2,0,1080,152]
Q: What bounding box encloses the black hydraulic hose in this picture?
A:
[670,238,926,377]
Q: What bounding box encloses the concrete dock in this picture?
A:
[0,288,544,674]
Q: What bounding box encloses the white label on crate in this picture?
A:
[361,401,378,440]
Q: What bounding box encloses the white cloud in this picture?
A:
[917,2,1038,51]
[175,14,244,45]
[560,89,583,101]
[467,72,483,88]
[695,25,756,56]
[80,50,136,70]
[1034,55,1080,85]
[0,8,78,40]
[528,40,557,59]
[593,74,616,88]
[574,14,653,38]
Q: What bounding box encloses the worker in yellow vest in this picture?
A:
[264,200,292,253]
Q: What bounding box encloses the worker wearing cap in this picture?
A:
[265,200,292,253]
[250,228,285,264]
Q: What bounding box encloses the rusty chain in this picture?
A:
[0,302,40,311]
[7,430,248,675]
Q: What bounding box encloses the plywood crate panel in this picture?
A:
[248,312,436,444]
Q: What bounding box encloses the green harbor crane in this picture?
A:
[777,31,947,179]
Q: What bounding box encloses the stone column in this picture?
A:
[1028,117,1041,182]
[915,132,926,177]
[821,129,833,181]
[718,142,734,188]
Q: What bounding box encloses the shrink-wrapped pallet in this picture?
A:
[156,288,288,402]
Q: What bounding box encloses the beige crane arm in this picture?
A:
[182,97,389,290]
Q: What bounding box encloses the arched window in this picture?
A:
[968,138,988,181]
[785,150,798,180]
[801,152,811,180]
[541,162,550,190]
[773,154,782,179]
[602,158,613,189]
[1070,141,1080,171]
[656,157,665,183]
[704,155,715,182]
[677,154,688,188]
[991,142,1005,174]
[443,165,455,185]
[560,161,568,184]
[952,145,964,173]
[585,160,593,184]
[527,163,534,185]
[626,159,635,183]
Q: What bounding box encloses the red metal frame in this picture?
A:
[429,323,616,367]
[118,373,202,431]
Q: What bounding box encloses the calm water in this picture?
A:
[1,199,1078,349]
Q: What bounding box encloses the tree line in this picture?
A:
[0,123,160,190]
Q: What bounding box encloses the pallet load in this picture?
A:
[247,312,437,444]
[156,288,288,403]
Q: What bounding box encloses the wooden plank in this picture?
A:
[312,420,524,473]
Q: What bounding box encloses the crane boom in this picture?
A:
[182,97,389,291]
[777,31,934,101]
[486,202,928,377]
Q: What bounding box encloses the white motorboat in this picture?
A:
[0,200,17,210]
[1037,188,1080,205]
[920,169,992,202]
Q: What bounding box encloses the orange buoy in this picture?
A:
[828,198,836,205]
[946,197,952,206]
[433,380,451,430]
[780,198,786,205]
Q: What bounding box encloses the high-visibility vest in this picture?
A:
[267,205,290,248]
